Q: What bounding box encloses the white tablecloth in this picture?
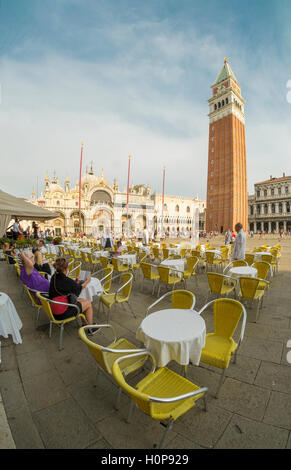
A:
[161,259,185,277]
[0,293,22,344]
[228,266,257,278]
[136,309,206,367]
[140,246,151,255]
[118,254,136,267]
[253,252,271,261]
[46,244,60,255]
[204,249,221,260]
[80,278,104,302]
[93,250,110,258]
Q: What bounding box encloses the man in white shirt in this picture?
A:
[232,223,246,260]
[12,219,22,240]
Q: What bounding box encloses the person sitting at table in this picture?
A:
[5,242,18,264]
[113,240,124,258]
[49,257,93,325]
[19,251,50,295]
[34,250,51,277]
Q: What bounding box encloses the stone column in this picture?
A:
[275,221,279,232]
[284,220,287,232]
[268,221,271,233]
[275,202,279,214]
[254,221,257,233]
[268,203,272,215]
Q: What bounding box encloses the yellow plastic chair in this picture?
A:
[78,324,147,409]
[206,272,237,302]
[112,257,129,273]
[162,248,170,259]
[72,248,81,260]
[198,298,246,397]
[99,272,135,322]
[251,261,272,282]
[261,253,278,273]
[245,253,255,266]
[100,255,110,269]
[92,266,114,293]
[238,276,269,322]
[153,247,163,262]
[146,290,196,316]
[25,286,48,325]
[68,261,82,280]
[80,251,90,269]
[183,256,199,288]
[140,263,160,295]
[157,265,181,297]
[112,351,208,449]
[87,252,101,270]
[36,293,86,350]
[205,251,223,272]
[223,259,248,274]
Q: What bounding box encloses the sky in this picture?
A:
[0,0,290,200]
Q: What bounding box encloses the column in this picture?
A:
[284,220,287,232]
[275,221,279,232]
[268,203,272,214]
[268,221,271,233]
[275,202,279,214]
[254,221,257,233]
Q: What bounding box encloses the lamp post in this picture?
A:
[126,154,131,235]
[162,165,166,237]
[79,142,84,234]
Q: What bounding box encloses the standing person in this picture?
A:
[12,219,22,240]
[225,229,232,245]
[32,221,38,239]
[101,229,114,249]
[142,227,149,245]
[232,223,246,260]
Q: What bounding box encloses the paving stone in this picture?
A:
[14,332,45,356]
[238,337,283,364]
[216,414,289,449]
[7,404,44,449]
[255,361,291,394]
[166,434,205,449]
[22,369,69,413]
[33,398,100,449]
[0,370,27,415]
[217,378,270,420]
[96,411,177,449]
[287,432,291,448]
[173,400,232,448]
[17,349,54,380]
[51,349,98,386]
[0,393,15,449]
[0,344,18,371]
[263,391,291,430]
[86,438,112,449]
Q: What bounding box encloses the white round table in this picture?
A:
[228,266,257,279]
[79,278,104,302]
[136,309,206,367]
[0,293,23,344]
[161,259,185,278]
[46,244,60,255]
[118,254,136,267]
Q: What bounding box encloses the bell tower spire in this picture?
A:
[206,59,248,232]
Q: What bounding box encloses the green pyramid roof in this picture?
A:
[214,59,238,85]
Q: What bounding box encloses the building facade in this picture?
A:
[25,166,202,239]
[248,173,291,233]
[206,58,248,233]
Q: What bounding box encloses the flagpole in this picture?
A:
[126,154,131,234]
[79,142,84,234]
[162,165,165,237]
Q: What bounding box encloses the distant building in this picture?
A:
[206,58,248,233]
[24,165,200,238]
[248,173,291,233]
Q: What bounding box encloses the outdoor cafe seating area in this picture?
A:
[0,237,283,448]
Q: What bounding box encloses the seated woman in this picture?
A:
[19,251,50,298]
[49,258,93,325]
[34,250,51,277]
[5,242,18,264]
[113,240,124,258]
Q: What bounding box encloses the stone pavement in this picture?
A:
[0,235,290,449]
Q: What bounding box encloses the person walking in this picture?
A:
[232,223,246,260]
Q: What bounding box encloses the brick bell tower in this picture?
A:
[206,58,248,233]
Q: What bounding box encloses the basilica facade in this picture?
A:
[27,166,202,239]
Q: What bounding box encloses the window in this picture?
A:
[264,190,267,197]
[210,172,214,177]
[287,202,290,213]
[257,191,260,198]
[186,206,190,213]
[175,205,179,212]
[218,102,221,108]
[211,148,214,152]
[286,186,289,194]
[271,188,274,196]
[250,206,253,215]
[211,160,214,165]
[212,126,214,131]
[257,205,261,215]
[225,97,228,104]
[278,187,281,196]
[210,185,213,190]
[264,204,268,214]
[222,100,225,106]
[279,202,282,213]
[271,203,275,213]
[214,104,217,110]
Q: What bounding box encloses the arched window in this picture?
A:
[264,204,268,214]
[287,202,290,213]
[175,205,179,212]
[214,104,217,110]
[279,202,282,213]
[225,97,228,104]
[218,102,221,108]
[222,100,225,106]
[257,205,261,215]
[186,206,190,213]
[271,203,275,214]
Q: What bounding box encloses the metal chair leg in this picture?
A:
[158,419,174,449]
[215,368,226,398]
[115,387,122,410]
[59,323,64,351]
[49,321,53,338]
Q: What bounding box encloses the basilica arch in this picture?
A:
[91,204,113,236]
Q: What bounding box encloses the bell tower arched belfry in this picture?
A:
[206,58,248,233]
